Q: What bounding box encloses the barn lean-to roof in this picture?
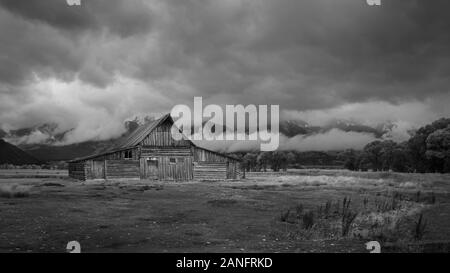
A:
[69,113,240,163]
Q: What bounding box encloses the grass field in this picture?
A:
[0,169,68,178]
[0,170,449,253]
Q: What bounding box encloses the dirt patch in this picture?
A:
[207,199,238,207]
[41,183,65,187]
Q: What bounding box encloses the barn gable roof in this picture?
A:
[69,114,170,162]
[69,114,240,163]
[112,113,171,150]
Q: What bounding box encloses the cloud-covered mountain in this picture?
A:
[4,117,397,145]
[279,119,397,138]
[2,116,149,146]
[5,116,149,162]
[2,123,71,145]
[0,115,412,162]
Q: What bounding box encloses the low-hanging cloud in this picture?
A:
[280,129,377,152]
[195,129,377,153]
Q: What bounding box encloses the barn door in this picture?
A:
[92,160,105,179]
[146,158,159,180]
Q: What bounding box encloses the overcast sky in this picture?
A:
[0,0,449,147]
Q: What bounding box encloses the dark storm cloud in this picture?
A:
[174,0,450,108]
[0,0,153,86]
[0,0,153,36]
[0,0,450,145]
[1,0,450,102]
[112,0,450,110]
[0,7,83,85]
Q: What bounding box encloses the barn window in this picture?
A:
[124,150,133,159]
[169,158,176,164]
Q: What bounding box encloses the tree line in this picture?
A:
[345,118,450,173]
[233,118,450,173]
[234,151,343,172]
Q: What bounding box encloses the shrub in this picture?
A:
[342,211,358,237]
[302,210,315,230]
[413,213,427,240]
[334,200,340,215]
[295,204,304,219]
[427,192,436,204]
[342,197,350,215]
[374,196,399,213]
[317,200,332,218]
[341,197,358,236]
[363,197,369,210]
[391,196,399,210]
[279,209,291,222]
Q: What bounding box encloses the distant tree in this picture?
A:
[285,152,296,171]
[361,140,411,172]
[391,142,411,172]
[236,117,450,174]
[408,118,450,172]
[342,149,359,171]
[362,141,384,171]
[269,151,288,172]
[242,153,258,171]
[380,140,398,171]
[358,155,371,172]
[257,152,271,172]
[425,126,450,173]
[360,140,411,172]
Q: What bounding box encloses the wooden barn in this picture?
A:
[68,114,242,181]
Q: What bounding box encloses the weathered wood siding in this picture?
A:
[140,156,193,181]
[87,160,105,179]
[157,156,193,180]
[141,147,192,157]
[68,161,88,180]
[139,133,194,180]
[192,146,240,180]
[227,161,238,179]
[88,148,139,161]
[193,147,228,162]
[105,160,140,179]
[193,162,227,180]
[141,120,191,147]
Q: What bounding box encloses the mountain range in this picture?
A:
[0,116,404,162]
[0,139,42,165]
